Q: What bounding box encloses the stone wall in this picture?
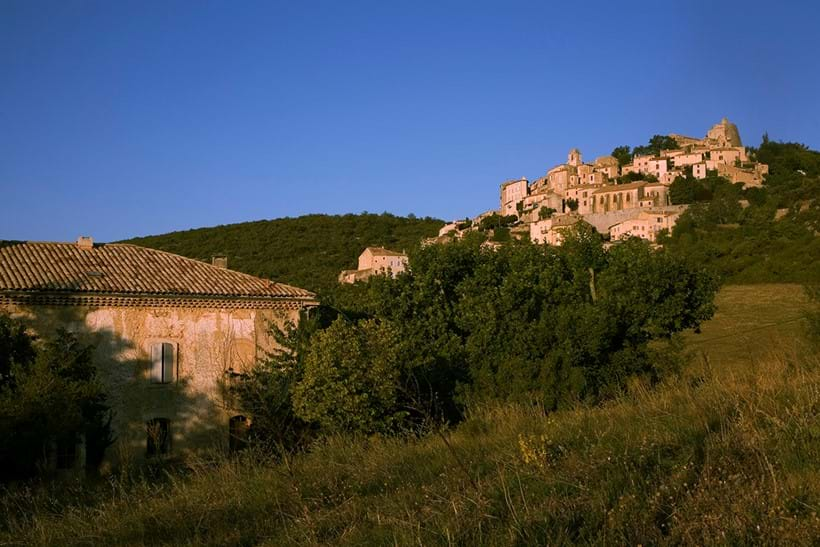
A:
[3,302,299,468]
[582,205,687,233]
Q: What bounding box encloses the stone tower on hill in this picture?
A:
[707,117,742,147]
[568,148,582,167]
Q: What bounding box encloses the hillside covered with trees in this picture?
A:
[123,213,444,296]
[661,136,820,283]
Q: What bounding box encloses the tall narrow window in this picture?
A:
[146,418,171,456]
[151,342,176,383]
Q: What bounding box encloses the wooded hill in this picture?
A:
[662,137,820,283]
[123,213,444,296]
[122,137,820,294]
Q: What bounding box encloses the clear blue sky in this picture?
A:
[2,0,819,242]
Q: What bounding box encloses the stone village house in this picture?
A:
[0,238,317,471]
[338,246,408,284]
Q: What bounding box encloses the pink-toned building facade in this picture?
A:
[339,247,408,284]
[500,178,529,217]
[610,211,681,242]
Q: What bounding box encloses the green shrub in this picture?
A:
[293,319,407,434]
[0,315,112,481]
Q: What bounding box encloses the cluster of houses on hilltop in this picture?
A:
[436,118,768,246]
[338,119,770,283]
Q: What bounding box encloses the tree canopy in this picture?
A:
[633,135,679,157]
[611,145,632,166]
[0,316,111,481]
[235,232,719,441]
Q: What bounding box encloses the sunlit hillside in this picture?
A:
[3,284,818,546]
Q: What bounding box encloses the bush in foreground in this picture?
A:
[0,315,112,482]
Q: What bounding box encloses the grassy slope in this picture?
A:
[2,285,819,545]
[683,284,812,369]
[122,213,444,296]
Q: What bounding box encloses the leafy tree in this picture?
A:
[334,234,718,414]
[456,218,472,230]
[633,135,679,157]
[292,319,407,434]
[618,172,658,184]
[492,226,511,242]
[559,222,607,299]
[252,232,719,438]
[566,198,579,212]
[0,317,112,480]
[744,186,768,207]
[538,206,556,220]
[669,172,736,205]
[612,145,632,166]
[669,176,706,204]
[478,214,517,231]
[230,311,319,450]
[0,314,36,387]
[754,139,820,206]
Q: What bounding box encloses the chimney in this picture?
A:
[77,236,94,250]
[212,255,228,269]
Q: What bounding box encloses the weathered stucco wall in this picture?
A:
[4,303,299,467]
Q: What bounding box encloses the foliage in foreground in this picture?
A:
[0,316,111,482]
[3,348,818,546]
[233,231,718,440]
[337,230,717,415]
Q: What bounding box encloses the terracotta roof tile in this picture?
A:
[364,247,406,257]
[0,241,316,300]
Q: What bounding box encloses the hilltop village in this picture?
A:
[436,117,768,246]
[339,118,769,283]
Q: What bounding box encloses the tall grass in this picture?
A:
[2,346,818,546]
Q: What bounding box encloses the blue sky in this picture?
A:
[2,0,819,242]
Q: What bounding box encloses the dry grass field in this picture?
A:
[683,284,814,370]
[1,284,818,545]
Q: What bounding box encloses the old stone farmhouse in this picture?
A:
[0,238,317,470]
[338,246,408,284]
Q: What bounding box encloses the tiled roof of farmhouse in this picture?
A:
[365,247,406,257]
[0,241,316,300]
